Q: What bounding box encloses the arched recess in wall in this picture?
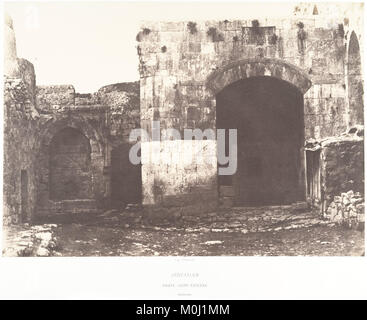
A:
[207,58,312,206]
[36,117,105,210]
[49,127,92,201]
[347,31,364,126]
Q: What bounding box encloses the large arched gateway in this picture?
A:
[209,59,311,206]
[216,76,305,206]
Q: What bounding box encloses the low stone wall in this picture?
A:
[141,140,218,218]
[306,127,365,228]
[3,75,40,225]
[320,129,364,210]
[325,190,364,229]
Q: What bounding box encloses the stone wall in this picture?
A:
[325,190,364,229]
[141,140,217,217]
[137,8,363,215]
[3,13,141,224]
[138,17,353,138]
[98,82,140,144]
[3,5,364,223]
[320,128,364,210]
[36,85,75,113]
[3,76,40,225]
[35,82,140,218]
[306,126,364,228]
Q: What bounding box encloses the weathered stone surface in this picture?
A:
[141,140,217,215]
[98,82,140,141]
[137,11,363,216]
[36,85,75,112]
[17,58,36,104]
[138,14,363,142]
[4,13,20,78]
[3,76,40,225]
[207,58,312,95]
[321,132,364,208]
[306,127,364,223]
[2,224,59,257]
[5,67,140,223]
[325,190,364,229]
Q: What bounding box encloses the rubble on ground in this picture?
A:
[325,190,365,229]
[2,224,60,257]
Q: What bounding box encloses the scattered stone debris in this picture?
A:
[93,205,339,235]
[325,190,364,229]
[204,241,223,245]
[2,205,363,257]
[52,207,364,256]
[2,224,60,257]
[99,209,118,217]
[125,204,142,212]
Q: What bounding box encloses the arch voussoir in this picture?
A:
[207,58,312,95]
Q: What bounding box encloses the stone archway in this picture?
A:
[347,31,364,126]
[36,116,107,216]
[208,58,311,206]
[207,58,312,95]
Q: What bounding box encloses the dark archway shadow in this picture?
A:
[216,76,305,206]
[110,144,142,209]
[49,127,92,201]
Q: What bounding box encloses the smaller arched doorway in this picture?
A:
[110,144,142,209]
[347,31,364,126]
[49,127,92,201]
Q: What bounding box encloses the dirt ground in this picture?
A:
[3,206,364,257]
[55,223,364,256]
[50,207,364,257]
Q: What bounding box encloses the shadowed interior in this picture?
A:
[216,76,305,206]
[110,144,142,209]
[49,127,92,201]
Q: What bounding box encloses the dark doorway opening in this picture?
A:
[110,144,142,209]
[216,76,305,206]
[49,127,92,201]
[306,150,321,206]
[21,169,28,222]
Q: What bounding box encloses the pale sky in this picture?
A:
[4,1,345,92]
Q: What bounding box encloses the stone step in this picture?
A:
[37,199,98,216]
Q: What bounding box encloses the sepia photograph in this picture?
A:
[1,1,365,262]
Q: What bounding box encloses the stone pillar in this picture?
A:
[4,13,20,78]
